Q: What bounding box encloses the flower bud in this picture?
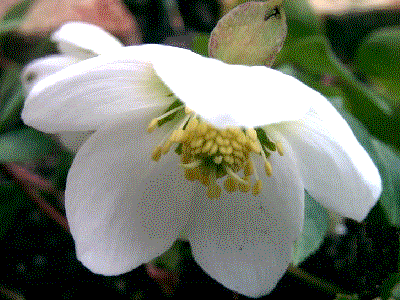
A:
[209,0,287,66]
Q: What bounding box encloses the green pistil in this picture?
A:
[157,98,185,127]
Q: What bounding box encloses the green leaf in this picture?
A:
[2,0,34,21]
[0,85,25,134]
[152,240,186,272]
[355,26,400,80]
[334,294,359,300]
[370,139,400,227]
[283,0,321,39]
[276,35,342,77]
[292,193,329,265]
[0,0,34,35]
[0,181,30,239]
[0,128,57,162]
[380,273,400,300]
[190,33,209,57]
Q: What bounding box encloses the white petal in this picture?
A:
[52,22,123,58]
[22,46,174,133]
[66,111,192,275]
[144,44,315,127]
[21,55,80,94]
[186,150,304,297]
[55,131,92,153]
[271,97,382,221]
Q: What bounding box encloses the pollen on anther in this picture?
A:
[207,184,221,198]
[202,140,214,152]
[151,146,162,161]
[252,180,263,195]
[276,142,284,156]
[246,128,257,141]
[238,176,251,193]
[264,160,273,176]
[147,119,158,133]
[244,160,254,176]
[184,168,199,181]
[214,156,223,164]
[224,177,237,192]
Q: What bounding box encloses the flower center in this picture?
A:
[148,99,284,198]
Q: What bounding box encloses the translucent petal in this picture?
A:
[146,44,315,127]
[186,149,304,297]
[270,97,382,221]
[66,111,191,275]
[22,46,174,133]
[51,22,123,59]
[21,55,80,94]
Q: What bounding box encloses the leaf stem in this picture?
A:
[287,264,351,295]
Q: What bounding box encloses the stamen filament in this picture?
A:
[181,160,202,169]
[225,166,248,185]
[147,105,185,132]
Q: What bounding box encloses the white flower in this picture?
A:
[22,22,123,93]
[21,44,381,298]
[21,22,123,152]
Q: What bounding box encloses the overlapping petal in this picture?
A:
[270,97,382,221]
[21,55,80,94]
[66,110,192,275]
[51,22,123,58]
[22,46,174,133]
[186,149,304,297]
[147,45,316,127]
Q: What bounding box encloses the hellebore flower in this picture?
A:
[22,22,123,152]
[22,21,123,93]
[21,44,381,298]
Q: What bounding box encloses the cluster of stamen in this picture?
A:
[148,102,284,199]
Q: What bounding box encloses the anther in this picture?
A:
[207,184,221,198]
[224,177,237,192]
[196,122,208,135]
[246,128,258,141]
[276,141,284,156]
[202,140,214,153]
[147,119,158,133]
[209,144,219,155]
[186,117,198,131]
[151,146,162,161]
[214,156,223,164]
[231,140,242,151]
[264,160,273,176]
[244,159,254,176]
[161,140,172,154]
[252,180,263,195]
[238,176,251,193]
[184,168,199,181]
[224,155,234,165]
[205,130,217,140]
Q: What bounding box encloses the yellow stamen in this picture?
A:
[252,179,263,195]
[148,106,282,198]
[147,119,158,133]
[151,146,162,161]
[244,159,254,176]
[276,141,284,156]
[224,177,237,192]
[238,176,251,193]
[264,160,273,176]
